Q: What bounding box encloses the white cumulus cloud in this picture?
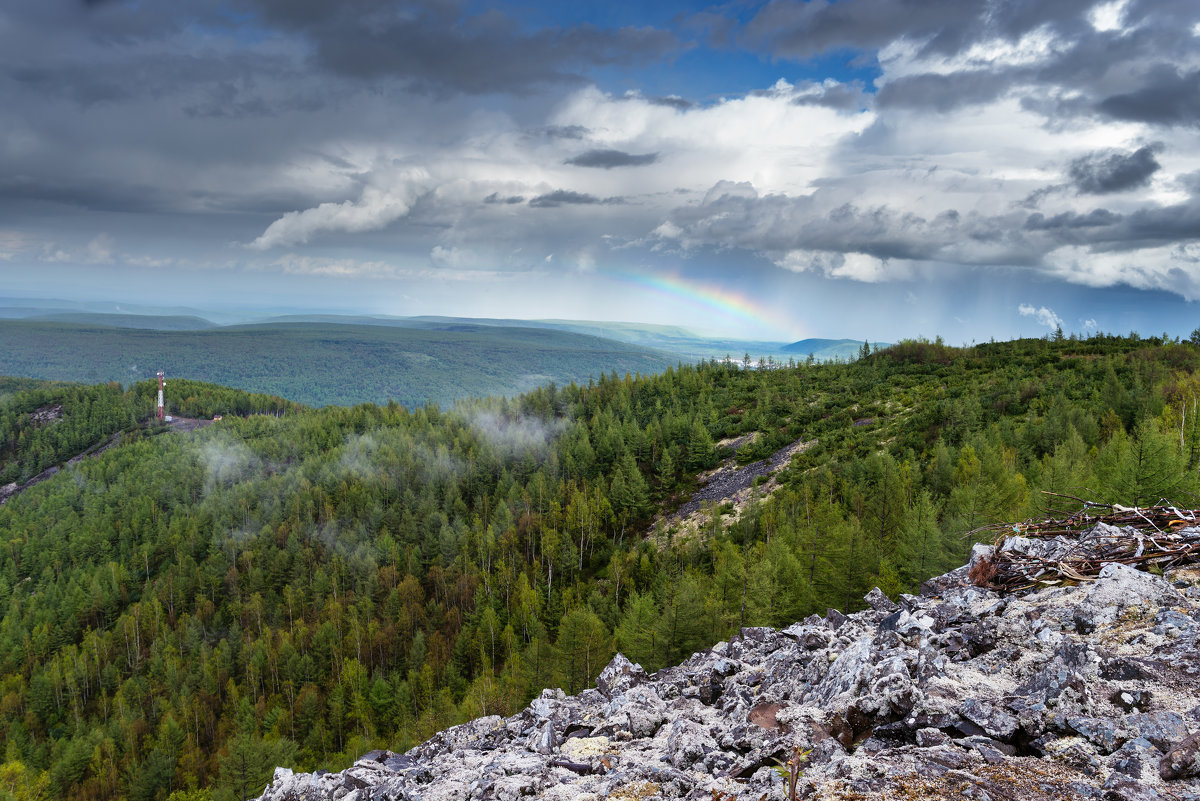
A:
[250,172,430,250]
[1018,303,1065,330]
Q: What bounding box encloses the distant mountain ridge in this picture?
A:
[0,319,676,407]
[252,315,888,364]
[0,303,885,407]
[21,312,217,330]
[2,300,882,361]
[0,297,245,323]
[781,337,888,360]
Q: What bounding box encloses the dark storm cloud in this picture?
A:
[0,0,680,225]
[875,70,1013,112]
[564,150,659,169]
[180,78,332,119]
[1,1,321,148]
[536,125,591,140]
[744,0,1118,61]
[0,170,324,218]
[648,95,694,110]
[240,0,679,95]
[10,65,136,106]
[1031,21,1194,88]
[742,0,1199,126]
[527,191,626,208]
[744,0,985,60]
[0,175,177,215]
[7,1,678,107]
[791,81,869,111]
[237,0,339,27]
[1067,145,1164,195]
[1021,195,1200,253]
[529,190,602,208]
[484,193,526,205]
[1179,171,1200,196]
[664,189,1009,264]
[743,0,1094,62]
[1098,67,1200,126]
[1024,209,1123,231]
[8,49,301,109]
[1111,197,1200,249]
[661,171,1200,276]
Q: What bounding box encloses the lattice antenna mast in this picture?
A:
[157,370,165,421]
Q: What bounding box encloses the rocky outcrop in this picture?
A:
[255,525,1200,801]
[676,437,815,518]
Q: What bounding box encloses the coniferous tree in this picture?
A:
[614,592,660,670]
[685,421,716,471]
[894,490,952,593]
[1096,417,1189,506]
[216,736,296,801]
[654,573,710,666]
[554,608,611,694]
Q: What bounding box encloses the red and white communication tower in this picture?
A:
[156,370,165,421]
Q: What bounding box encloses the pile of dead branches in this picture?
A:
[966,493,1200,592]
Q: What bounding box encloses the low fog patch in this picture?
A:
[313,519,379,570]
[198,433,258,494]
[465,409,567,457]
[337,433,380,482]
[331,431,460,485]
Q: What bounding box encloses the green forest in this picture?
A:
[0,320,676,408]
[2,333,1200,801]
[0,380,293,488]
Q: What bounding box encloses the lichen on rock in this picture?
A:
[254,522,1200,801]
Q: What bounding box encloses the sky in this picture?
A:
[2,0,1200,344]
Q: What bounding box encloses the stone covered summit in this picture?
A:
[255,524,1200,800]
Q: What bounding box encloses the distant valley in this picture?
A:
[0,318,673,408]
[396,316,885,363]
[0,303,885,407]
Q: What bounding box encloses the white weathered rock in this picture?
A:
[254,524,1200,801]
[1080,562,1187,627]
[602,683,666,738]
[666,716,718,769]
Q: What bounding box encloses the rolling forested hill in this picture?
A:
[781,337,880,361]
[403,317,884,362]
[0,379,293,489]
[0,320,676,408]
[1,333,1199,801]
[18,314,219,331]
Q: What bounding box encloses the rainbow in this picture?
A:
[607,269,806,340]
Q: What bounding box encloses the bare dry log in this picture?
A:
[967,495,1200,592]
